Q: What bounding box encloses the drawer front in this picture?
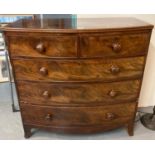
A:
[80,32,150,58]
[12,57,145,82]
[18,80,140,105]
[21,103,136,126]
[8,35,77,58]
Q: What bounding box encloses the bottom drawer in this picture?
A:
[21,103,136,127]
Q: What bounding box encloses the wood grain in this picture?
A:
[2,17,153,137]
[18,80,140,105]
[80,32,150,58]
[12,56,145,82]
[21,103,136,126]
[8,35,77,58]
[2,17,153,33]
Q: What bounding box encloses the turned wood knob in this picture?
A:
[112,42,121,52]
[45,114,52,120]
[109,90,118,97]
[105,113,116,120]
[36,42,46,53]
[39,67,48,76]
[42,91,51,99]
[110,65,120,74]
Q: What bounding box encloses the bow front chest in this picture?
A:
[2,17,153,138]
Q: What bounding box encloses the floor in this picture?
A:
[0,82,155,140]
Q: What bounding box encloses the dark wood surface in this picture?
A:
[12,57,144,82]
[2,17,153,33]
[7,32,150,59]
[8,35,78,58]
[80,32,150,58]
[1,17,153,138]
[21,103,136,126]
[17,80,140,105]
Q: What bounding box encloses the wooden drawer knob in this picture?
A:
[105,113,116,120]
[112,43,121,52]
[36,42,46,53]
[110,65,120,74]
[45,114,52,121]
[42,91,51,99]
[39,67,48,76]
[109,90,118,97]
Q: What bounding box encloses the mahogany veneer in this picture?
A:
[1,17,153,138]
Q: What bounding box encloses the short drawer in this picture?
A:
[80,32,150,58]
[12,56,145,82]
[8,35,77,58]
[18,80,140,105]
[21,103,136,126]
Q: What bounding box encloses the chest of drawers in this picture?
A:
[2,17,153,138]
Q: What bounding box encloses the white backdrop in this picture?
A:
[78,14,155,107]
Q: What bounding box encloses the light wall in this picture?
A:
[78,14,155,107]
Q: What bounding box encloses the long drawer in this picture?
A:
[21,103,136,126]
[80,32,150,58]
[12,57,145,82]
[18,80,140,105]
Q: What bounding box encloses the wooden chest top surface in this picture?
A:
[1,17,153,33]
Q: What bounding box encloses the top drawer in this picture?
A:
[80,32,150,58]
[8,35,78,58]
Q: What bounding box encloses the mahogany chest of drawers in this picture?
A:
[2,17,153,138]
